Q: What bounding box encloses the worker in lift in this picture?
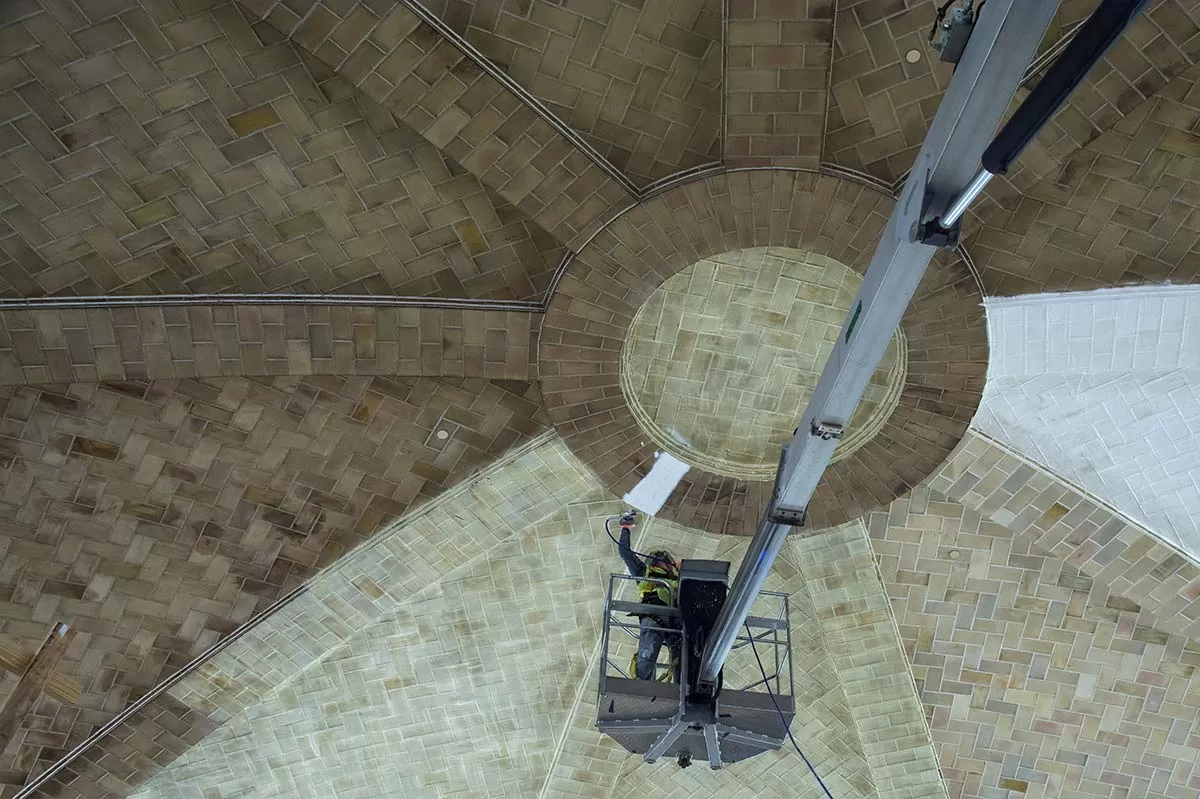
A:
[615,510,682,682]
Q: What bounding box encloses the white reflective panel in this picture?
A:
[623,451,691,516]
[979,285,1200,561]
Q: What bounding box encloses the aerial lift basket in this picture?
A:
[595,562,794,769]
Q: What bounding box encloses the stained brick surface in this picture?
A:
[932,430,1200,642]
[540,169,987,536]
[727,0,832,167]
[872,480,1200,799]
[791,523,947,799]
[424,0,723,186]
[0,373,548,796]
[0,1,565,300]
[0,305,539,385]
[824,1,1197,186]
[972,60,1200,295]
[233,0,634,250]
[1,1,1200,797]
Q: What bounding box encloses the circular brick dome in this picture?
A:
[539,169,988,535]
[621,246,907,480]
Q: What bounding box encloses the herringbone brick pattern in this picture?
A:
[22,435,593,799]
[9,434,589,799]
[3,1,1200,796]
[0,374,548,795]
[19,694,219,799]
[979,286,1200,559]
[133,490,875,799]
[537,642,627,799]
[726,0,831,167]
[622,246,905,480]
[825,0,955,181]
[870,488,1200,799]
[423,0,723,186]
[0,0,563,300]
[979,0,1200,215]
[825,1,1197,184]
[791,523,947,799]
[593,521,873,799]
[0,305,539,385]
[237,0,633,250]
[541,170,986,536]
[26,436,1200,799]
[167,431,591,721]
[972,61,1200,295]
[932,430,1200,641]
[133,488,621,799]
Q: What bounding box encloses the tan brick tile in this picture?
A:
[972,60,1200,294]
[414,0,720,187]
[0,1,565,301]
[871,470,1200,799]
[0,370,551,795]
[0,305,539,385]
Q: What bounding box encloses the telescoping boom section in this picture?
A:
[596,0,1152,771]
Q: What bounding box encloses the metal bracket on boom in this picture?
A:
[931,2,977,63]
[810,421,844,441]
[917,187,962,247]
[767,506,806,527]
[918,217,960,247]
[766,448,806,527]
[764,421,843,525]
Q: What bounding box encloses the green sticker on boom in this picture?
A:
[845,300,862,343]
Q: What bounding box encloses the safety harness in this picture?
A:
[638,562,678,607]
[633,560,680,683]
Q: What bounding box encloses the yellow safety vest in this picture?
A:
[638,565,677,607]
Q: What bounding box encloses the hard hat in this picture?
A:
[648,550,676,570]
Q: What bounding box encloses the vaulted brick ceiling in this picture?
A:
[2,1,1200,799]
[423,0,724,185]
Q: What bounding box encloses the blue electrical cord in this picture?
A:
[744,621,834,799]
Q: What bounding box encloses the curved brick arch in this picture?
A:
[539,169,988,535]
[0,304,537,385]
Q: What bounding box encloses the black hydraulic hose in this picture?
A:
[981,0,1152,175]
[604,517,673,567]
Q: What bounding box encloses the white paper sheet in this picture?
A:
[622,451,690,516]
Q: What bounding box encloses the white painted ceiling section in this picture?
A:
[975,284,1200,560]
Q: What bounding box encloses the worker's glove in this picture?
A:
[619,509,637,528]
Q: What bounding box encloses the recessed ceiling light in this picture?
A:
[436,430,449,440]
[905,49,922,63]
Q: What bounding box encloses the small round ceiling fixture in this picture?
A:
[905,49,922,63]
[436,430,449,440]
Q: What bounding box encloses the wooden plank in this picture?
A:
[0,635,81,704]
[0,623,76,753]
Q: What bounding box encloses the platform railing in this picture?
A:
[597,573,792,706]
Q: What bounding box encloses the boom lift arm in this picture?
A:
[694,0,1152,695]
[597,0,1152,770]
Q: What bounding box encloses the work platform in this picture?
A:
[595,571,794,768]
